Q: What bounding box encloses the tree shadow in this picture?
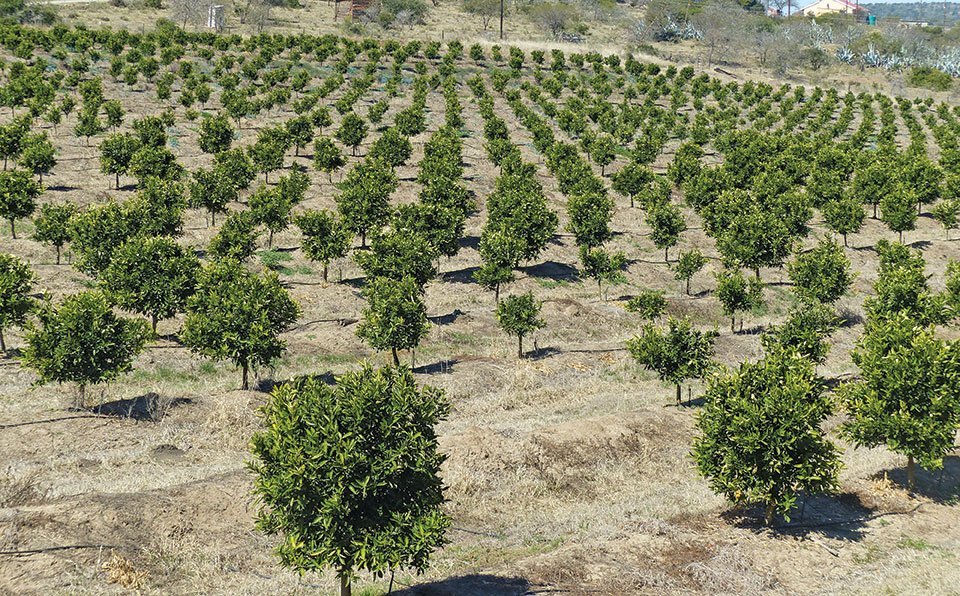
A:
[459,235,480,250]
[907,239,932,251]
[45,185,78,192]
[837,308,864,328]
[391,574,532,595]
[527,346,561,360]
[413,359,459,375]
[428,309,466,325]
[439,266,479,285]
[720,491,875,541]
[870,455,960,502]
[519,261,579,282]
[91,393,193,422]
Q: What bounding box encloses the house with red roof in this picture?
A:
[799,0,869,17]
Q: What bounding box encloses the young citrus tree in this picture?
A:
[626,316,718,406]
[692,348,842,525]
[0,169,41,239]
[495,292,546,358]
[335,158,397,248]
[0,253,36,354]
[198,113,234,154]
[579,245,626,300]
[714,268,764,333]
[357,276,431,366]
[249,364,450,596]
[673,249,706,295]
[181,259,300,390]
[840,313,960,490]
[189,167,237,227]
[208,210,260,262]
[21,291,152,407]
[100,236,200,333]
[787,236,855,305]
[296,209,352,283]
[32,202,77,265]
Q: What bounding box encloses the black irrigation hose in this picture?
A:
[0,544,127,556]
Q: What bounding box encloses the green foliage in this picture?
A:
[578,245,626,299]
[761,301,838,364]
[495,292,546,358]
[249,184,292,249]
[247,126,290,182]
[0,169,40,239]
[336,111,368,156]
[22,291,151,402]
[716,209,791,279]
[284,115,314,156]
[368,127,412,170]
[486,162,558,263]
[931,199,959,238]
[32,202,77,265]
[313,136,346,180]
[335,158,398,246]
[99,132,142,188]
[208,210,259,261]
[295,209,352,282]
[907,67,953,92]
[213,147,256,192]
[473,226,522,302]
[666,142,703,188]
[68,200,143,277]
[673,249,706,295]
[128,145,184,183]
[822,195,865,246]
[787,237,854,305]
[18,132,55,182]
[128,176,187,238]
[249,364,449,590]
[714,268,764,332]
[198,113,234,154]
[692,349,842,525]
[880,186,917,241]
[863,241,947,329]
[0,252,35,352]
[100,236,199,332]
[181,259,300,389]
[626,289,667,320]
[646,202,686,262]
[840,313,960,488]
[611,161,654,208]
[189,167,236,226]
[566,191,614,249]
[626,315,718,405]
[355,227,438,289]
[357,276,430,365]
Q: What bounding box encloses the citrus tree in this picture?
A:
[249,364,450,596]
[0,252,36,354]
[692,348,842,525]
[626,316,718,406]
[495,291,546,358]
[32,201,77,265]
[0,169,41,239]
[181,259,300,390]
[357,276,430,366]
[296,209,352,282]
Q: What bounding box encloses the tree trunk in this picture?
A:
[10,219,15,239]
[392,347,400,366]
[340,575,351,596]
[264,171,269,184]
[630,195,634,208]
[39,172,43,185]
[731,317,735,333]
[242,363,249,390]
[211,211,216,227]
[323,262,329,282]
[764,501,776,526]
[518,334,523,359]
[55,245,61,265]
[665,247,669,263]
[151,314,158,334]
[873,203,877,219]
[843,233,847,248]
[78,383,86,409]
[685,277,690,295]
[754,267,760,280]
[907,455,916,490]
[116,172,120,189]
[361,232,366,248]
[598,279,603,300]
[899,230,903,243]
[0,326,5,353]
[268,230,274,249]
[676,383,682,406]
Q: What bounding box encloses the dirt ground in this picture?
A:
[0,23,958,596]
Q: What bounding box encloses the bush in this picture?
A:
[907,67,952,92]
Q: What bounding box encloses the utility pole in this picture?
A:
[500,0,504,40]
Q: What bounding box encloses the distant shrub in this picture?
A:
[907,67,953,92]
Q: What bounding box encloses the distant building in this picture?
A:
[799,0,869,17]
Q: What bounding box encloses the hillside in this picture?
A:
[0,18,957,596]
